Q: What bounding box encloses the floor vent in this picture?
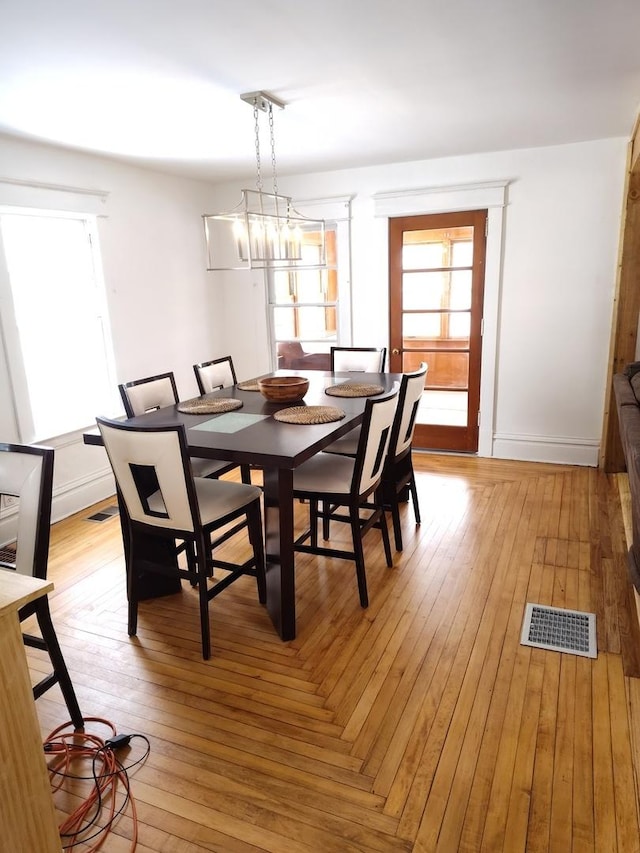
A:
[520,603,597,658]
[86,505,119,523]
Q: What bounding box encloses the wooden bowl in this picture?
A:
[258,375,309,403]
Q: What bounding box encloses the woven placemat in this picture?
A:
[273,405,345,425]
[325,382,385,398]
[177,397,243,414]
[237,379,261,391]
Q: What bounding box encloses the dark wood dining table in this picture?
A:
[84,369,399,641]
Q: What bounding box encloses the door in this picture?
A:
[389,209,487,452]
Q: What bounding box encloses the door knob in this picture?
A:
[392,348,400,355]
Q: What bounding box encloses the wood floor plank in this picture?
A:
[395,478,534,836]
[370,479,518,796]
[418,476,545,852]
[19,456,640,851]
[592,652,618,853]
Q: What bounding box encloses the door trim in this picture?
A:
[374,180,508,457]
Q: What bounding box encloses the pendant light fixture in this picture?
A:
[203,91,326,272]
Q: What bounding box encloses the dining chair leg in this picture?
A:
[310,499,319,548]
[350,506,369,608]
[247,500,267,604]
[378,501,393,568]
[33,599,84,730]
[196,535,212,659]
[241,464,252,485]
[409,470,421,524]
[185,539,198,585]
[390,493,404,552]
[322,501,331,541]
[126,540,138,637]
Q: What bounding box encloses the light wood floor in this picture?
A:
[26,455,640,852]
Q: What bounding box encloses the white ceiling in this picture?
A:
[1,0,640,182]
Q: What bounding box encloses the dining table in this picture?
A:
[84,368,399,641]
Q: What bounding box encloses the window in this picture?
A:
[268,212,351,371]
[0,210,117,442]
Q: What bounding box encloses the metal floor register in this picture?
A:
[520,602,597,659]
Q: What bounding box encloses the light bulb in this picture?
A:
[232,219,247,261]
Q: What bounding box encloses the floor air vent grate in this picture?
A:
[86,505,120,523]
[520,603,597,658]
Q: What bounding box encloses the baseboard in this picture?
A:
[50,467,116,524]
[0,466,115,549]
[492,432,600,466]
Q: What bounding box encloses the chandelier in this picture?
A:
[203,91,326,271]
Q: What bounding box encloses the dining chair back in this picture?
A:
[96,417,266,659]
[0,443,83,729]
[389,363,428,460]
[119,371,179,417]
[292,389,398,608]
[330,346,386,372]
[193,356,237,396]
[353,391,399,498]
[383,363,428,550]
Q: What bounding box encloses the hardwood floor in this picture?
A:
[26,455,640,851]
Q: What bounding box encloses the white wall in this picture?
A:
[210,137,627,465]
[0,134,226,525]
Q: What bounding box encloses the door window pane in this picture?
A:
[419,390,468,426]
[403,312,442,338]
[426,351,469,389]
[402,241,443,270]
[402,272,446,310]
[449,270,472,311]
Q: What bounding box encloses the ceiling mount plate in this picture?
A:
[240,91,286,112]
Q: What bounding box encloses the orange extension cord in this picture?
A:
[43,717,149,852]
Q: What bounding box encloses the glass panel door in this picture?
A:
[389,210,487,452]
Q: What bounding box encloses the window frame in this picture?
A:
[0,206,118,443]
[266,197,352,371]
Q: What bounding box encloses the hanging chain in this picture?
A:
[268,102,278,196]
[253,99,262,191]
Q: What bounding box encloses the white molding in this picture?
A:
[0,176,109,215]
[492,432,599,466]
[50,467,116,525]
[373,180,509,217]
[293,194,354,221]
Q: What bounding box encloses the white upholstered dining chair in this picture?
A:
[330,346,387,373]
[96,417,266,660]
[381,363,428,550]
[323,364,427,550]
[193,355,237,395]
[0,443,84,729]
[292,389,398,608]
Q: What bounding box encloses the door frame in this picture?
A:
[389,209,487,452]
[373,180,508,458]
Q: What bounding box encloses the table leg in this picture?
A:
[263,466,296,641]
